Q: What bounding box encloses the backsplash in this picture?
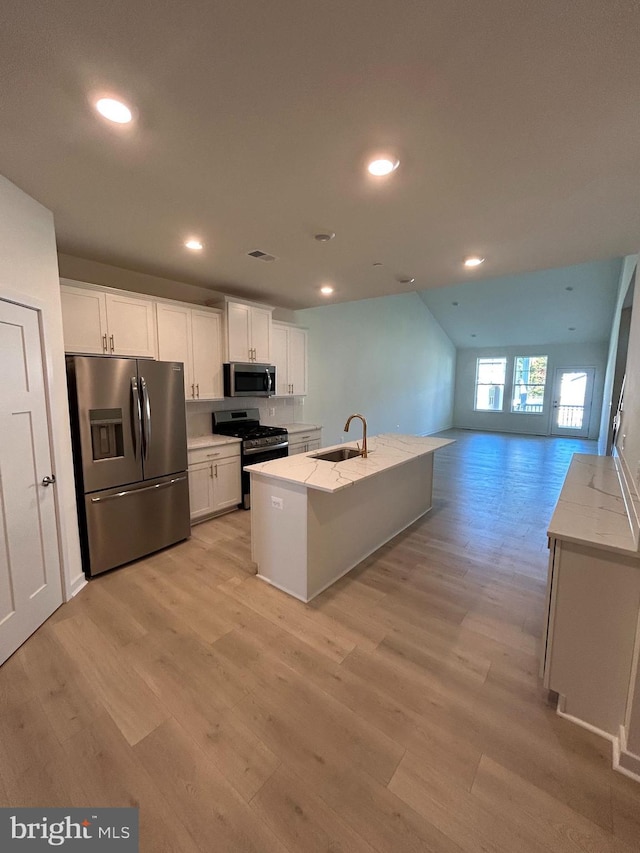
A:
[186,396,306,438]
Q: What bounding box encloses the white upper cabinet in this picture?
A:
[191,310,223,400]
[156,303,223,400]
[60,280,156,358]
[271,322,308,396]
[60,285,108,355]
[223,299,273,363]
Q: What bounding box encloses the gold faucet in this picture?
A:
[344,413,368,458]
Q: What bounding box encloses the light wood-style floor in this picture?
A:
[2,429,639,852]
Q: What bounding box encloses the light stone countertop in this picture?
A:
[279,422,323,435]
[187,435,242,450]
[547,454,639,555]
[244,433,454,493]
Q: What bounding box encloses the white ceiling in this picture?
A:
[419,258,621,348]
[1,1,639,309]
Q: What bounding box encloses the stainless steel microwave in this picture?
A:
[223,362,276,397]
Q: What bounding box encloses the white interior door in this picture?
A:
[0,299,63,665]
[551,368,595,438]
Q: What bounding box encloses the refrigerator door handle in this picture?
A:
[131,376,142,459]
[89,475,187,503]
[140,376,151,460]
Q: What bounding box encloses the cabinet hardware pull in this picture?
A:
[109,334,115,353]
[196,383,200,398]
[191,383,195,398]
[214,464,218,478]
[41,474,56,487]
[206,452,221,458]
[102,333,108,353]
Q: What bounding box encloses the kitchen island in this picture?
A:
[246,433,453,602]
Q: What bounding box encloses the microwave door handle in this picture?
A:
[265,368,272,395]
[140,376,151,460]
[130,376,142,459]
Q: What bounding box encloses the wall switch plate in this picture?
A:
[269,407,275,417]
[271,496,284,510]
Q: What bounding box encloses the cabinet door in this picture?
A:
[212,457,241,512]
[271,324,289,396]
[288,327,307,395]
[250,307,272,363]
[307,440,321,452]
[227,302,251,361]
[288,441,305,456]
[192,310,223,400]
[105,292,157,358]
[156,303,194,399]
[60,285,108,354]
[188,462,215,521]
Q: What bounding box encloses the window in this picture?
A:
[474,357,507,411]
[511,356,548,413]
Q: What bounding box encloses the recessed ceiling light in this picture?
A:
[398,277,415,285]
[314,232,335,242]
[95,97,133,124]
[320,285,334,296]
[452,301,459,306]
[464,256,485,268]
[565,286,574,291]
[471,333,477,338]
[367,157,400,176]
[372,262,383,267]
[568,327,576,331]
[184,239,203,251]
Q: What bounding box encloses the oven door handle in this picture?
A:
[244,441,289,456]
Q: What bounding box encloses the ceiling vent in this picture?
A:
[247,249,277,262]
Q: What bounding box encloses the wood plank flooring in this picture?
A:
[2,429,639,852]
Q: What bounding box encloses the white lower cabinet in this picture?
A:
[288,428,322,455]
[542,536,640,736]
[188,444,241,522]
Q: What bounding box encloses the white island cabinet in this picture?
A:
[246,434,453,602]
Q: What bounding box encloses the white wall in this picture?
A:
[296,292,456,446]
[598,255,638,454]
[58,253,298,323]
[616,259,640,490]
[453,343,608,439]
[0,176,83,597]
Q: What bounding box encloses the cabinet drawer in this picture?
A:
[188,444,240,465]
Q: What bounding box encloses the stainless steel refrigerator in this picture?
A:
[66,356,190,577]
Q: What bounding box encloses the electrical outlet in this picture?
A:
[271,496,283,510]
[268,407,275,417]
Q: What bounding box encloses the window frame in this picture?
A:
[474,356,507,412]
[510,355,548,415]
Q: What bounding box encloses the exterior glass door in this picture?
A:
[551,368,595,438]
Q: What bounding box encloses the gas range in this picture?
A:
[212,410,288,449]
[212,409,288,509]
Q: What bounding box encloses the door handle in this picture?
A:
[41,474,56,487]
[140,376,151,459]
[131,376,142,458]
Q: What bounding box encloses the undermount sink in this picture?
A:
[311,447,362,463]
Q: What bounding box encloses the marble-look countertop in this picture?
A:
[187,435,242,450]
[245,434,454,493]
[548,454,639,555]
[279,422,323,435]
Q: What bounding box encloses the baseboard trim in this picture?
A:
[555,696,640,784]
